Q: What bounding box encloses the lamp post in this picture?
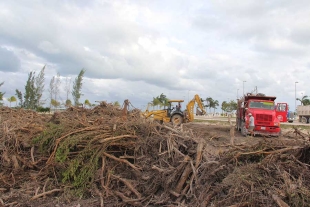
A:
[237,89,239,99]
[243,81,246,96]
[295,81,298,113]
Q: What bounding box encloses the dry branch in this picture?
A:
[99,134,138,143]
[113,191,143,207]
[30,189,63,200]
[111,174,142,199]
[272,194,290,207]
[175,164,192,194]
[102,152,141,172]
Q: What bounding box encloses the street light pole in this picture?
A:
[237,89,239,99]
[295,81,298,113]
[243,81,246,96]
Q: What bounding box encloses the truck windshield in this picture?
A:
[249,101,274,110]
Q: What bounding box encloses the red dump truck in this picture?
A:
[236,93,282,137]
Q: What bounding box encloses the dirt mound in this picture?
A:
[1,105,310,207]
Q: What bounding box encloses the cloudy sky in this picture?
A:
[0,0,309,111]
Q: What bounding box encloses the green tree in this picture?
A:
[7,96,17,107]
[51,99,60,109]
[14,66,46,109]
[205,97,214,113]
[304,99,310,106]
[20,67,46,109]
[296,95,310,106]
[24,71,36,109]
[15,89,23,107]
[221,101,229,114]
[158,93,167,103]
[72,69,86,106]
[152,97,161,109]
[84,99,91,108]
[227,100,237,112]
[221,100,237,114]
[65,99,72,107]
[156,93,169,108]
[212,100,219,113]
[0,82,5,106]
[113,101,120,107]
[205,97,219,113]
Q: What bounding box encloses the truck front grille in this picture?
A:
[256,114,272,125]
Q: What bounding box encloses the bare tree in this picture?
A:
[54,73,61,106]
[49,76,55,109]
[49,73,61,110]
[64,77,72,107]
[35,65,45,107]
[0,82,5,106]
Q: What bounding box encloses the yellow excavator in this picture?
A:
[143,94,207,125]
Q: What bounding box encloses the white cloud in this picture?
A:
[38,41,60,54]
[0,0,310,110]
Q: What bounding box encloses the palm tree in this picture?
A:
[296,95,310,106]
[205,97,219,113]
[205,97,214,113]
[212,100,219,113]
[304,99,310,106]
[7,96,17,107]
[152,97,161,109]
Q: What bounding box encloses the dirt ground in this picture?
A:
[1,106,309,207]
[184,121,304,154]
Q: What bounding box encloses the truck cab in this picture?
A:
[275,103,294,123]
[236,94,281,137]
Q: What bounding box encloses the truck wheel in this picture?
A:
[241,122,247,136]
[301,117,307,124]
[235,119,239,131]
[237,120,241,131]
[171,114,183,126]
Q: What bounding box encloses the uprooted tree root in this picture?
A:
[1,105,310,207]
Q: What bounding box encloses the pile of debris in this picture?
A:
[1,103,310,207]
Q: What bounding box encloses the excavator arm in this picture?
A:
[186,94,206,122]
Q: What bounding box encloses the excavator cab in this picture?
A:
[167,100,185,125]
